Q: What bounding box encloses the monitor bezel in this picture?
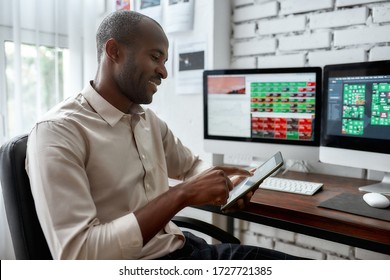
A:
[203,67,323,147]
[321,60,390,155]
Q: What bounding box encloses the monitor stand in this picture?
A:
[359,172,390,195]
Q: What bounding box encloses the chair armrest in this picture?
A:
[172,216,240,244]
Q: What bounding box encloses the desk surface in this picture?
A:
[196,171,390,255]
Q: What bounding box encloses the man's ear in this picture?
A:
[105,39,120,62]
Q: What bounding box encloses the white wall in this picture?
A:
[155,0,390,181]
[149,0,231,164]
[230,0,390,179]
[175,0,390,260]
[228,0,390,260]
[232,0,390,69]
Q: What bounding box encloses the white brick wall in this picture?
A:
[295,234,352,257]
[370,46,390,60]
[279,32,331,51]
[275,242,326,259]
[232,215,390,259]
[233,22,256,39]
[231,0,390,260]
[233,0,254,7]
[336,0,387,7]
[334,25,390,46]
[258,15,306,35]
[232,0,390,68]
[309,7,368,29]
[355,248,390,260]
[233,38,277,56]
[372,3,390,23]
[308,48,367,67]
[233,2,278,23]
[257,53,306,68]
[231,56,256,68]
[280,0,333,15]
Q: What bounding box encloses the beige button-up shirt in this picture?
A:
[26,82,209,259]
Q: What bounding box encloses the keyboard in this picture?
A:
[259,177,323,196]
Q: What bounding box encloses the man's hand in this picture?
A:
[135,166,252,245]
[221,169,255,213]
[178,166,252,208]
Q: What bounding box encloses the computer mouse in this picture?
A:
[362,192,390,209]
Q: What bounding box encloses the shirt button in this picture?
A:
[141,155,146,159]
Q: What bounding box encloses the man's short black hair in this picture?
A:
[96,10,145,63]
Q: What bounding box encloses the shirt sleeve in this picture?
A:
[26,121,144,259]
[151,110,211,180]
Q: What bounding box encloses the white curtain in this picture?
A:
[0,0,114,260]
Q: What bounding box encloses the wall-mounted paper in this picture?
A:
[116,0,131,11]
[164,0,194,33]
[135,0,163,25]
[174,39,207,95]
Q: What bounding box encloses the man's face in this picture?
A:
[115,19,169,105]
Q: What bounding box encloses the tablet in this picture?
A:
[221,151,284,211]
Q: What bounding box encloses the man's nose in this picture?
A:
[157,63,168,79]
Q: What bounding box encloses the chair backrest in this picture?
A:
[0,134,52,259]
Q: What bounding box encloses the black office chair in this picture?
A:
[171,216,239,244]
[0,134,51,259]
[0,134,239,259]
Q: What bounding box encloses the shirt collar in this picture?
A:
[81,81,145,126]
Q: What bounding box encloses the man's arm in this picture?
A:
[27,122,143,259]
[135,166,251,245]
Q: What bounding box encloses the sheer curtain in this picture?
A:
[0,0,114,259]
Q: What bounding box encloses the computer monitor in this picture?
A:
[320,60,390,194]
[203,67,322,165]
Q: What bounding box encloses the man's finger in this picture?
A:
[217,166,253,177]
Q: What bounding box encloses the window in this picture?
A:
[4,41,69,138]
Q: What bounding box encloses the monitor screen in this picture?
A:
[320,60,390,194]
[203,67,322,147]
[321,60,390,154]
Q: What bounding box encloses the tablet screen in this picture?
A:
[221,151,283,210]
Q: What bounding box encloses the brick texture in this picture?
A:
[336,0,387,7]
[231,0,390,68]
[257,53,306,68]
[234,22,256,39]
[372,3,390,23]
[279,32,331,51]
[309,7,368,29]
[258,15,306,35]
[308,48,367,67]
[334,25,390,46]
[233,2,278,23]
[280,0,333,15]
[230,0,390,259]
[369,46,390,61]
[233,38,276,56]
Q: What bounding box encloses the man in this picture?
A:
[26,10,300,260]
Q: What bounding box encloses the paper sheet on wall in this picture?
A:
[133,0,194,31]
[134,0,163,25]
[116,0,131,10]
[174,39,207,95]
[164,0,194,33]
